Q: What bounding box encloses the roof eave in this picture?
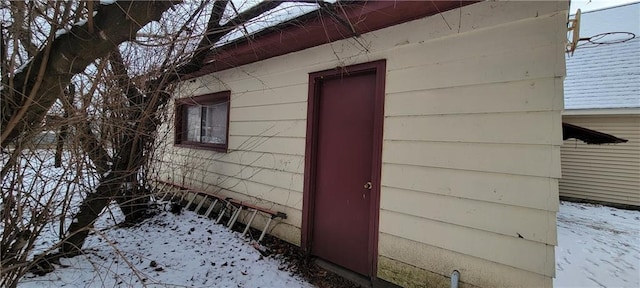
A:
[562,122,629,144]
[185,0,478,79]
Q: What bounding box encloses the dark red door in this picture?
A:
[310,72,375,276]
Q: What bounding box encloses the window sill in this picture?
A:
[174,143,228,153]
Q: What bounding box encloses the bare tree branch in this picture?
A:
[1,1,180,147]
[10,1,39,58]
[167,0,283,81]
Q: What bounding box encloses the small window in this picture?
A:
[175,91,230,152]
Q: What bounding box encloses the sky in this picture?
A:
[570,0,639,12]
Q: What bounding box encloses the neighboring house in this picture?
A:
[562,2,640,209]
[156,1,569,287]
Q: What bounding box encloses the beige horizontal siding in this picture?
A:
[230,102,306,122]
[383,141,561,178]
[386,45,564,94]
[560,115,640,207]
[157,159,303,203]
[376,1,565,285]
[562,152,640,162]
[379,210,555,277]
[229,120,306,138]
[384,111,562,145]
[561,168,639,180]
[385,78,564,116]
[203,150,305,174]
[378,233,552,288]
[561,188,639,204]
[230,84,307,108]
[380,186,557,244]
[153,1,567,286]
[382,163,559,212]
[384,10,565,71]
[561,178,638,191]
[191,162,304,192]
[228,136,305,156]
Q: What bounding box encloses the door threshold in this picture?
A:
[314,259,372,288]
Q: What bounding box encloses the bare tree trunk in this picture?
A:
[61,171,123,256]
[53,126,66,168]
[1,1,178,148]
[54,85,74,168]
[108,50,152,224]
[60,88,171,254]
[53,0,284,260]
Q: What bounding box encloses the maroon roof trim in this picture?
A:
[187,1,477,79]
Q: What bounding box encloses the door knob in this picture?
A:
[364,182,372,190]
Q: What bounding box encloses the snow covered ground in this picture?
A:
[555,201,640,288]
[18,206,313,288]
[16,201,639,287]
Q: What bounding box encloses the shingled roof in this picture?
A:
[564,2,640,110]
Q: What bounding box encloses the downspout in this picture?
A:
[451,270,460,288]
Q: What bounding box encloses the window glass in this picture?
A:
[184,105,200,142]
[202,102,227,144]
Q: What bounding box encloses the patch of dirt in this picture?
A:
[260,234,360,288]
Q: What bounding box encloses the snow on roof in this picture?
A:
[216,0,337,47]
[564,2,640,110]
